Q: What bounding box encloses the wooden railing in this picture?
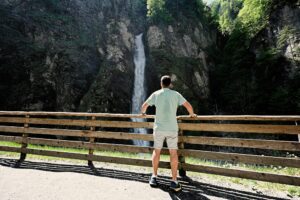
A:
[0,111,299,186]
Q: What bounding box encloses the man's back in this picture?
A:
[146,88,186,132]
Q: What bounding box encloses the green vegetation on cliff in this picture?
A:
[147,0,213,24]
[209,0,300,114]
[210,0,244,34]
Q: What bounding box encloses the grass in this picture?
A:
[0,141,299,197]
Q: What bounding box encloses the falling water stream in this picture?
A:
[131,33,149,146]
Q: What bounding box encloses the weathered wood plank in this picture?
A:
[0,126,153,141]
[0,117,154,129]
[1,111,300,121]
[179,123,300,134]
[0,111,154,119]
[182,163,300,186]
[181,136,300,151]
[1,117,300,134]
[88,116,96,166]
[177,115,300,121]
[0,146,170,168]
[178,127,186,176]
[19,114,29,161]
[0,136,162,154]
[1,125,299,151]
[1,126,299,151]
[1,132,299,153]
[180,149,300,168]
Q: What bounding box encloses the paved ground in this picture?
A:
[0,157,296,200]
[0,165,172,200]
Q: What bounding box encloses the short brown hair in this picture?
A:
[161,75,171,87]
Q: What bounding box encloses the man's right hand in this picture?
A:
[183,101,196,118]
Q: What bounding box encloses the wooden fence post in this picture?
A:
[296,121,300,142]
[88,116,96,167]
[19,114,29,161]
[178,122,186,177]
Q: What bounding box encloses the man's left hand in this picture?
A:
[190,114,197,118]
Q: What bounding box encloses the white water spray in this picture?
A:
[131,33,149,146]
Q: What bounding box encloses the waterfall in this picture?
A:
[131,33,149,147]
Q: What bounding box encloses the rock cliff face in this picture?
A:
[253,4,300,75]
[146,23,215,113]
[0,0,215,113]
[0,1,298,114]
[248,4,300,114]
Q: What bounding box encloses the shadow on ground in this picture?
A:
[0,158,287,200]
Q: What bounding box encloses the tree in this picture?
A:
[236,0,272,38]
[210,0,244,34]
[147,0,172,22]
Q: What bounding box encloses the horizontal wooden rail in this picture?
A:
[1,117,299,134]
[0,136,158,154]
[0,126,299,151]
[1,111,300,121]
[179,123,300,134]
[0,111,155,119]
[0,117,154,129]
[180,149,300,168]
[0,126,153,141]
[182,163,300,186]
[181,136,300,151]
[178,115,300,121]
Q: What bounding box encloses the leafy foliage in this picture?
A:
[147,0,214,25]
[146,0,172,23]
[210,0,244,34]
[236,0,272,38]
[209,0,300,114]
[277,26,297,49]
[211,0,272,38]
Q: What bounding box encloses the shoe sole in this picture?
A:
[149,183,158,187]
[170,187,182,192]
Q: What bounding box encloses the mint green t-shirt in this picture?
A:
[145,88,187,132]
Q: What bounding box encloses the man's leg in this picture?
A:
[152,131,164,176]
[152,149,161,176]
[169,149,178,181]
[166,133,179,181]
[149,132,164,187]
[166,134,182,191]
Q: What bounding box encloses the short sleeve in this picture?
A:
[145,93,156,106]
[177,92,187,106]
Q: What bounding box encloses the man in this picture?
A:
[141,75,196,192]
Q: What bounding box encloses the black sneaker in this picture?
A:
[149,176,158,187]
[170,181,182,192]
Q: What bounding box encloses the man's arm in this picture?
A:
[182,101,197,117]
[141,102,149,115]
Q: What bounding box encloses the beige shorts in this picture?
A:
[153,131,178,149]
